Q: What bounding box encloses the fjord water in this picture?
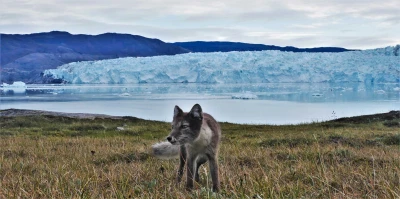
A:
[1,83,399,124]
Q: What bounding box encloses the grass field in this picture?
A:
[0,110,399,198]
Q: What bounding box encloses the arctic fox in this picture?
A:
[152,104,221,192]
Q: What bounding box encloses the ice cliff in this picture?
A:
[43,45,400,84]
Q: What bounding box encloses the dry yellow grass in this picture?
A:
[0,111,399,198]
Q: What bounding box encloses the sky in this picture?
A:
[1,0,399,49]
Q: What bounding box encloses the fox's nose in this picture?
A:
[167,136,172,142]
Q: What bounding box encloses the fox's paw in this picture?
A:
[185,183,194,191]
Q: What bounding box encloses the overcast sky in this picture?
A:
[1,0,399,49]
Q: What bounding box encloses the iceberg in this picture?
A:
[43,45,400,84]
[119,92,131,97]
[2,81,27,88]
[1,81,27,93]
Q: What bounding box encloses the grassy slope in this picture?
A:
[0,111,399,198]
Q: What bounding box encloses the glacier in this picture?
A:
[43,45,400,84]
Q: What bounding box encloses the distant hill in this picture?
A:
[173,41,354,53]
[0,31,189,83]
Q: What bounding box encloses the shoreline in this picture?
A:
[1,108,399,125]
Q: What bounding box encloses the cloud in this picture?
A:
[333,36,399,49]
[1,0,399,49]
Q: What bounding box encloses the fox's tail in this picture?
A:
[151,141,180,160]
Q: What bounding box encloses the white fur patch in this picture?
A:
[193,125,213,147]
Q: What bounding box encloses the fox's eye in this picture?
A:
[182,125,189,129]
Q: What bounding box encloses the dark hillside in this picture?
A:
[1,31,189,83]
[173,41,354,53]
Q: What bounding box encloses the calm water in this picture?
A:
[1,83,399,124]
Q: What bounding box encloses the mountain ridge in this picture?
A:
[0,31,189,83]
[172,41,355,53]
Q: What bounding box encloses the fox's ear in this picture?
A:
[189,104,203,120]
[174,105,183,118]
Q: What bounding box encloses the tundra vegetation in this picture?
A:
[0,110,399,198]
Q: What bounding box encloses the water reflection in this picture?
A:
[1,83,399,103]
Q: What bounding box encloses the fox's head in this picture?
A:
[166,104,203,145]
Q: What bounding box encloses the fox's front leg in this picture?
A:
[177,145,186,183]
[186,155,196,191]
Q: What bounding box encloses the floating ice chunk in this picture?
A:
[120,93,131,96]
[1,81,27,93]
[342,88,353,91]
[2,81,27,88]
[393,87,400,91]
[232,91,257,99]
[375,90,386,94]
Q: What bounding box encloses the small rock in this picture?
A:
[312,93,323,97]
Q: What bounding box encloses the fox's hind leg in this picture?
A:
[177,145,186,183]
[195,157,207,183]
[208,154,220,192]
